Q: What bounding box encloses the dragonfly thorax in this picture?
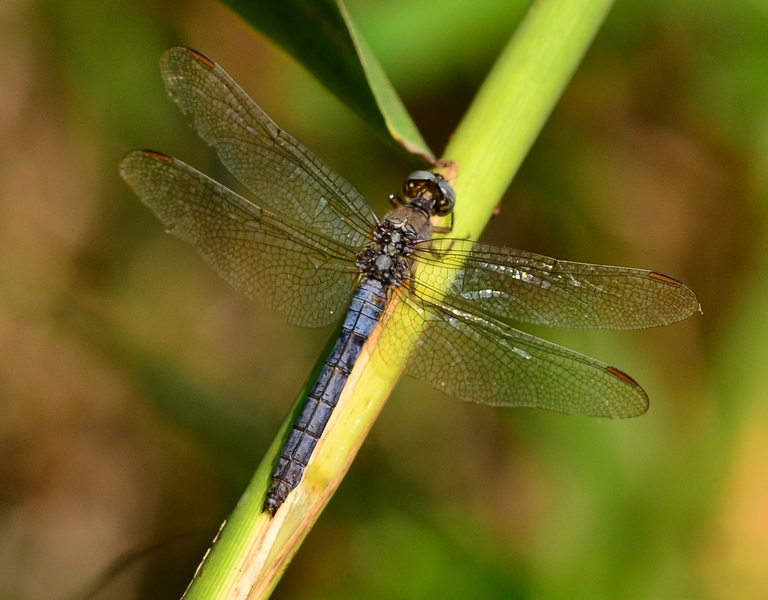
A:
[357,172,455,286]
[356,208,425,286]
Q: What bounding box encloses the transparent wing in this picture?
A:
[415,239,701,330]
[159,46,378,247]
[392,286,649,418]
[120,150,359,328]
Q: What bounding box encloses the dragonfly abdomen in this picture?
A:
[264,278,388,513]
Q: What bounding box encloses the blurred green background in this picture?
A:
[1,0,766,598]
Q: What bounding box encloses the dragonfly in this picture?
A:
[120,47,700,514]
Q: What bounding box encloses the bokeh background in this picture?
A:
[1,0,767,598]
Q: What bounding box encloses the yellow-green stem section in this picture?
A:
[183,0,614,598]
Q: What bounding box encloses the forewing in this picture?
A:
[394,287,648,418]
[120,150,358,328]
[160,47,378,247]
[415,239,700,330]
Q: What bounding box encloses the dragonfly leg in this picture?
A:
[430,211,454,235]
[424,235,458,259]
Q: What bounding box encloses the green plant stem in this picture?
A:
[182,0,614,598]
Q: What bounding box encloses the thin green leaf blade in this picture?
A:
[222,0,434,161]
[336,1,434,162]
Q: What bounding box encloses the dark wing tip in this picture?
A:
[606,365,639,387]
[183,47,215,69]
[161,46,216,76]
[119,149,174,176]
[140,149,174,163]
[649,271,683,285]
[605,365,649,417]
[648,271,702,321]
[119,150,179,199]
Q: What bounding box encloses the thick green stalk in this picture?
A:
[182,0,614,598]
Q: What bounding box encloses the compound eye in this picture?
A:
[405,170,437,184]
[403,170,437,196]
[435,179,456,216]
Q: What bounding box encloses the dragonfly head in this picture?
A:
[403,171,456,217]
